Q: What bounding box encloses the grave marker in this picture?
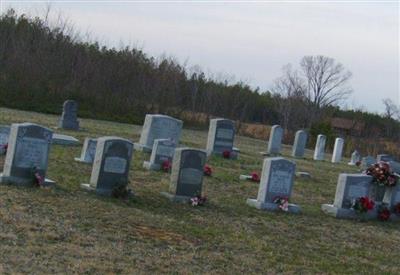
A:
[331,138,344,163]
[266,125,283,155]
[75,138,97,164]
[313,134,326,161]
[143,138,176,170]
[292,130,307,158]
[206,118,237,158]
[58,100,80,130]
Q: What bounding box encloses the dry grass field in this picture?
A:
[0,108,399,274]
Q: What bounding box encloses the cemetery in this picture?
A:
[0,107,399,273]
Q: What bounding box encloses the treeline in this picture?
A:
[1,9,399,155]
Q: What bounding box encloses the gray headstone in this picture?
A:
[383,184,400,209]
[348,150,361,165]
[161,148,207,202]
[58,100,80,130]
[135,114,183,152]
[81,137,133,196]
[361,156,376,168]
[206,118,236,157]
[321,174,377,219]
[388,160,400,174]
[292,130,307,158]
[313,134,326,161]
[143,138,176,170]
[376,154,394,162]
[52,133,79,146]
[267,125,283,155]
[247,157,300,213]
[331,138,344,163]
[75,138,97,164]
[0,123,54,186]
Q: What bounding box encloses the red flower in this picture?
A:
[222,150,231,159]
[394,203,400,215]
[162,160,172,172]
[378,207,391,221]
[360,196,375,211]
[203,164,212,176]
[250,172,260,182]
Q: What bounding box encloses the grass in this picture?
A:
[0,107,399,274]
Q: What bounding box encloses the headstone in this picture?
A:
[75,138,97,164]
[81,137,133,196]
[321,174,376,219]
[247,157,300,213]
[143,138,176,170]
[161,148,207,202]
[313,134,326,161]
[376,154,394,162]
[292,130,307,158]
[58,100,79,130]
[348,150,361,165]
[388,161,400,174]
[361,156,376,169]
[134,114,183,152]
[0,123,54,186]
[206,118,237,159]
[331,138,344,163]
[52,133,79,146]
[266,125,283,155]
[0,125,10,155]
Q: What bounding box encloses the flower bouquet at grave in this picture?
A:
[377,205,391,221]
[365,162,397,187]
[162,160,172,173]
[111,181,132,199]
[31,166,44,187]
[203,164,213,176]
[273,196,289,212]
[190,194,207,206]
[352,196,375,214]
[222,150,231,159]
[239,171,260,182]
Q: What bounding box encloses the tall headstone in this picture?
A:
[247,157,300,213]
[292,130,307,158]
[376,154,394,162]
[331,138,344,163]
[143,138,176,170]
[313,134,326,161]
[206,118,237,158]
[361,156,376,169]
[0,125,10,155]
[321,174,376,219]
[0,123,54,186]
[75,138,97,164]
[134,114,183,152]
[81,137,133,196]
[267,125,283,155]
[348,150,361,165]
[161,148,207,202]
[58,100,79,130]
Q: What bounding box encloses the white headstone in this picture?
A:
[267,125,283,155]
[331,138,344,163]
[313,134,326,161]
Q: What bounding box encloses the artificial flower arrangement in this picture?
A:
[222,150,231,159]
[162,160,172,172]
[365,162,397,187]
[352,196,375,214]
[203,164,212,176]
[273,196,289,212]
[239,171,260,182]
[31,166,44,187]
[378,205,391,221]
[190,194,207,206]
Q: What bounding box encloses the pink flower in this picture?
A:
[203,164,212,176]
[162,160,172,172]
[250,172,260,182]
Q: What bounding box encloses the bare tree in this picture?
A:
[300,55,352,125]
[382,98,399,119]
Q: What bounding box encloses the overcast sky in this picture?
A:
[1,1,399,114]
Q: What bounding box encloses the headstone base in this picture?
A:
[133,143,152,153]
[143,161,161,171]
[52,134,80,146]
[74,157,92,164]
[80,183,134,197]
[57,120,80,131]
[0,174,55,187]
[160,192,192,203]
[246,198,301,214]
[259,152,281,157]
[296,172,311,179]
[321,204,378,220]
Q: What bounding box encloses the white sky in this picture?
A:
[1,0,399,114]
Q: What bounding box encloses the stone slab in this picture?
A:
[52,134,80,146]
[246,198,301,214]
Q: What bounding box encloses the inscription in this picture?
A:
[104,157,127,174]
[180,168,203,185]
[15,137,48,169]
[268,170,291,194]
[157,145,175,157]
[215,141,233,147]
[216,129,234,140]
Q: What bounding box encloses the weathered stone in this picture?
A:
[331,138,344,163]
[266,125,283,155]
[58,100,79,130]
[313,134,326,161]
[292,130,307,158]
[75,138,97,163]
